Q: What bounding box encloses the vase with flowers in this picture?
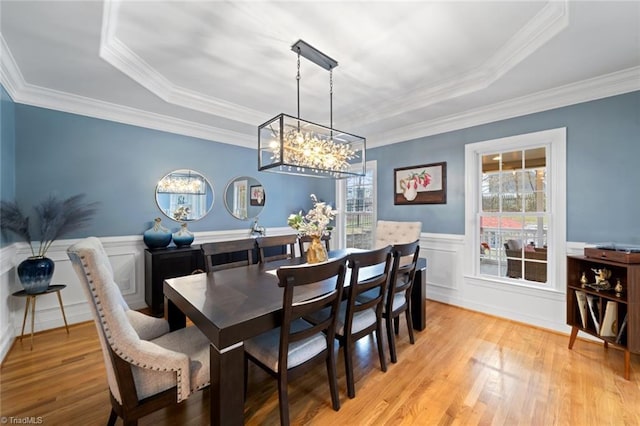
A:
[287,194,336,264]
[1,194,98,294]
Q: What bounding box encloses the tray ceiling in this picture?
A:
[1,1,638,148]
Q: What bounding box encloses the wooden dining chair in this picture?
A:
[244,256,348,426]
[308,245,394,398]
[67,237,210,426]
[298,234,331,261]
[200,238,256,272]
[256,234,297,263]
[384,240,420,363]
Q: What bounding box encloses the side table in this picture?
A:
[12,284,70,350]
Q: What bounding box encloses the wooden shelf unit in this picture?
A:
[566,255,640,379]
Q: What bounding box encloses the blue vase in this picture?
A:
[172,222,194,247]
[143,217,172,249]
[18,256,55,294]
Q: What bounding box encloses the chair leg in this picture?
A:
[376,322,387,373]
[394,316,400,335]
[405,306,415,344]
[386,317,397,364]
[107,409,117,426]
[277,374,290,426]
[344,340,355,399]
[326,351,341,410]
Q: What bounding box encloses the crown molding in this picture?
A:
[0,33,255,148]
[345,1,569,126]
[367,66,640,148]
[0,34,23,101]
[99,0,267,125]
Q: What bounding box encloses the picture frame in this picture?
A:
[250,185,265,206]
[394,162,446,205]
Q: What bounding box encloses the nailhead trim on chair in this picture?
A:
[78,255,187,401]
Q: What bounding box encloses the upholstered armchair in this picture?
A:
[374,220,422,249]
[67,237,210,426]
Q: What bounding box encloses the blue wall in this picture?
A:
[8,102,333,241]
[3,87,639,245]
[0,86,16,245]
[370,91,640,243]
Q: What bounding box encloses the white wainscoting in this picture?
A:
[0,231,586,363]
[419,235,586,336]
[0,227,295,363]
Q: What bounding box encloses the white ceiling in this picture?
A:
[1,1,639,149]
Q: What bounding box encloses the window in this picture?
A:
[465,128,566,290]
[336,161,376,249]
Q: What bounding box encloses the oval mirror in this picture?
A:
[224,176,265,220]
[155,169,214,222]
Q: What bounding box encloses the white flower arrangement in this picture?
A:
[287,194,336,237]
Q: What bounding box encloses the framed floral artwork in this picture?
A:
[250,185,265,206]
[394,162,446,205]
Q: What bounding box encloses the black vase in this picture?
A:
[17,256,55,294]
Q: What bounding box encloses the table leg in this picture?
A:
[411,266,426,331]
[166,298,186,331]
[20,296,31,341]
[210,342,245,426]
[30,296,37,350]
[55,290,70,334]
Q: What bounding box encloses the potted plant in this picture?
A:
[1,194,98,294]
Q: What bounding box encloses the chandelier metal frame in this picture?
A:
[258,39,366,178]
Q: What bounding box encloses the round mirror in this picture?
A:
[224,176,265,220]
[155,169,214,222]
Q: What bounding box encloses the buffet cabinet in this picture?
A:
[145,246,204,315]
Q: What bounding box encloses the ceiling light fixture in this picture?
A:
[258,40,366,178]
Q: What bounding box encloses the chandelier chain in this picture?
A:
[329,68,333,139]
[296,49,301,121]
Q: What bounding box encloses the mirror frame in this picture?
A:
[155,169,214,222]
[224,176,266,221]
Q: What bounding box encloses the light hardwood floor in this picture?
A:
[1,301,639,425]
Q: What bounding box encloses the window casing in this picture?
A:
[465,128,566,291]
[335,161,377,249]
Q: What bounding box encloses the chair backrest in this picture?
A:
[298,234,331,261]
[374,220,422,249]
[67,237,128,403]
[66,237,140,405]
[344,246,394,335]
[201,238,257,272]
[276,256,347,371]
[387,240,420,313]
[256,234,297,262]
[68,237,196,411]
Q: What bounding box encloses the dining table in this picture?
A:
[163,249,427,426]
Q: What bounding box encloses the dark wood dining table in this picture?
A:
[163,249,427,426]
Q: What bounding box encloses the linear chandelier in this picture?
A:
[258,40,366,178]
